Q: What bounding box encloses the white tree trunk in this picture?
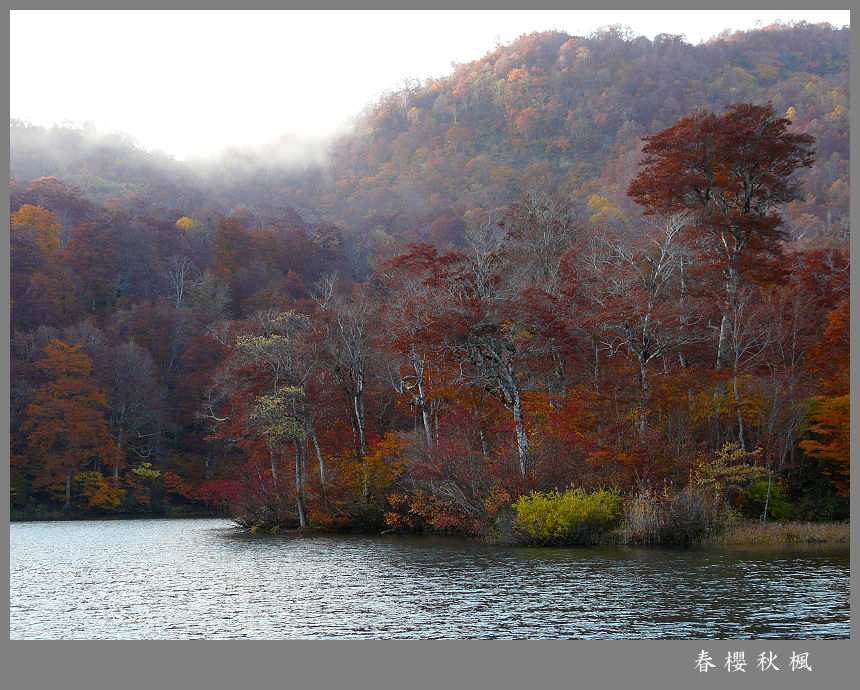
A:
[480,429,490,461]
[717,313,733,369]
[310,427,326,488]
[512,393,529,478]
[294,440,307,527]
[353,391,369,502]
[418,380,433,446]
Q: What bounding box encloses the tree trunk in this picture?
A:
[354,393,367,461]
[480,429,490,461]
[716,313,733,369]
[418,380,433,446]
[733,373,746,450]
[677,253,690,367]
[718,267,739,369]
[638,361,649,433]
[294,440,307,527]
[64,471,71,511]
[109,428,125,476]
[310,426,326,488]
[512,392,529,478]
[353,391,368,502]
[762,467,772,523]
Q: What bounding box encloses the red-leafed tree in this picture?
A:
[415,222,561,480]
[628,103,815,368]
[377,244,450,448]
[567,212,702,433]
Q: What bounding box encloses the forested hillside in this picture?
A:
[273,22,849,246]
[11,22,849,247]
[9,23,849,534]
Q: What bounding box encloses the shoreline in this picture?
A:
[237,520,852,549]
[697,519,850,547]
[10,514,849,549]
[10,510,226,523]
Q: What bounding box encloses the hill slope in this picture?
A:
[11,22,849,244]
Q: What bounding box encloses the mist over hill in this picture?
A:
[11,22,849,246]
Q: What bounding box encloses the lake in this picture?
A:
[9,517,850,639]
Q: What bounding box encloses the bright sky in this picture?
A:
[10,10,850,161]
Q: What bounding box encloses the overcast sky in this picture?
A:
[10,10,851,161]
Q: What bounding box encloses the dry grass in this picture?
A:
[703,520,849,547]
[619,489,727,545]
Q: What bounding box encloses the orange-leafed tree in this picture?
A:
[808,295,849,396]
[19,339,116,510]
[799,394,849,498]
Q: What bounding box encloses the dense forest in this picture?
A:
[9,23,849,539]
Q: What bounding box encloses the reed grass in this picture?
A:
[702,520,849,546]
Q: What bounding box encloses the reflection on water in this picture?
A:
[9,518,850,639]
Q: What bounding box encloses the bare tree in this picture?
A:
[313,277,375,501]
[436,221,557,477]
[574,212,703,432]
[165,256,196,308]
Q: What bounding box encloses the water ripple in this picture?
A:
[10,519,850,639]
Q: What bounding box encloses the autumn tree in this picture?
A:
[571,212,701,432]
[22,177,92,247]
[412,221,560,479]
[204,311,325,526]
[807,292,849,396]
[249,387,310,526]
[628,102,815,368]
[60,220,121,316]
[799,394,849,498]
[377,245,446,447]
[9,205,72,331]
[212,216,251,310]
[102,341,168,475]
[313,278,376,501]
[176,216,195,232]
[239,310,324,488]
[18,340,115,510]
[164,256,197,308]
[501,190,581,396]
[11,204,62,259]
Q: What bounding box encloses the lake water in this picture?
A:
[9,518,850,639]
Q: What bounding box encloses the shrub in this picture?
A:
[512,488,622,546]
[621,488,729,545]
[743,479,794,521]
[662,489,727,544]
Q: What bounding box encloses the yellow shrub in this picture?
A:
[513,488,621,545]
